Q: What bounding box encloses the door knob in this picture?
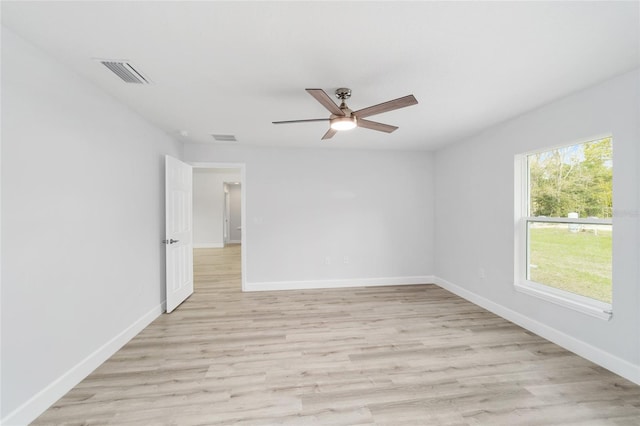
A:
[162,239,180,244]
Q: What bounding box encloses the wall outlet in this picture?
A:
[325,257,331,265]
[478,268,486,279]
[343,256,349,264]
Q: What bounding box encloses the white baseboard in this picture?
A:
[193,242,224,248]
[227,240,241,244]
[432,276,640,386]
[1,302,165,426]
[245,275,434,292]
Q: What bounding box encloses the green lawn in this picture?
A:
[528,225,612,303]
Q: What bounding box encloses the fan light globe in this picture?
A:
[330,116,357,131]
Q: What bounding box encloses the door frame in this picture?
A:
[223,183,230,245]
[190,162,247,292]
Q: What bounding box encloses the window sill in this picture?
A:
[515,280,612,321]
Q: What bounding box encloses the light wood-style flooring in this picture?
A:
[34,245,640,425]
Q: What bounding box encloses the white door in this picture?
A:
[165,155,193,313]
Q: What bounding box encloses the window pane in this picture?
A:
[528,137,612,219]
[527,222,612,303]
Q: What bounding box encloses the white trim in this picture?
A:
[189,162,247,292]
[227,240,241,244]
[433,276,640,386]
[514,155,528,292]
[515,280,612,320]
[193,242,224,249]
[514,149,613,319]
[526,216,612,225]
[190,162,246,170]
[1,303,164,426]
[245,276,434,292]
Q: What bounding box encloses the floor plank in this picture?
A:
[33,245,640,425]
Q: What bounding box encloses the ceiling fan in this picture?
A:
[273,88,418,140]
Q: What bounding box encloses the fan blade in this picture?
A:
[306,89,344,116]
[357,119,398,133]
[321,128,338,140]
[272,118,330,124]
[353,94,418,119]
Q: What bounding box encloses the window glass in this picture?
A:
[525,137,612,304]
[527,222,612,303]
[528,138,612,218]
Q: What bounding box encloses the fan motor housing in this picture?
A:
[335,88,352,100]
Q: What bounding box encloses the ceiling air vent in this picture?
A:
[99,60,150,84]
[211,134,237,142]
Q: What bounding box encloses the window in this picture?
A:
[515,137,613,319]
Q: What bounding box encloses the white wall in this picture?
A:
[433,70,640,381]
[1,27,182,423]
[184,145,435,289]
[228,184,242,243]
[193,169,241,247]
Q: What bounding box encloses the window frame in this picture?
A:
[514,139,613,320]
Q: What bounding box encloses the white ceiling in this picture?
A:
[2,1,638,151]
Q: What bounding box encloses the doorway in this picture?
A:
[223,182,242,245]
[191,162,246,291]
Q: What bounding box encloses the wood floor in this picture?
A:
[34,245,640,425]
